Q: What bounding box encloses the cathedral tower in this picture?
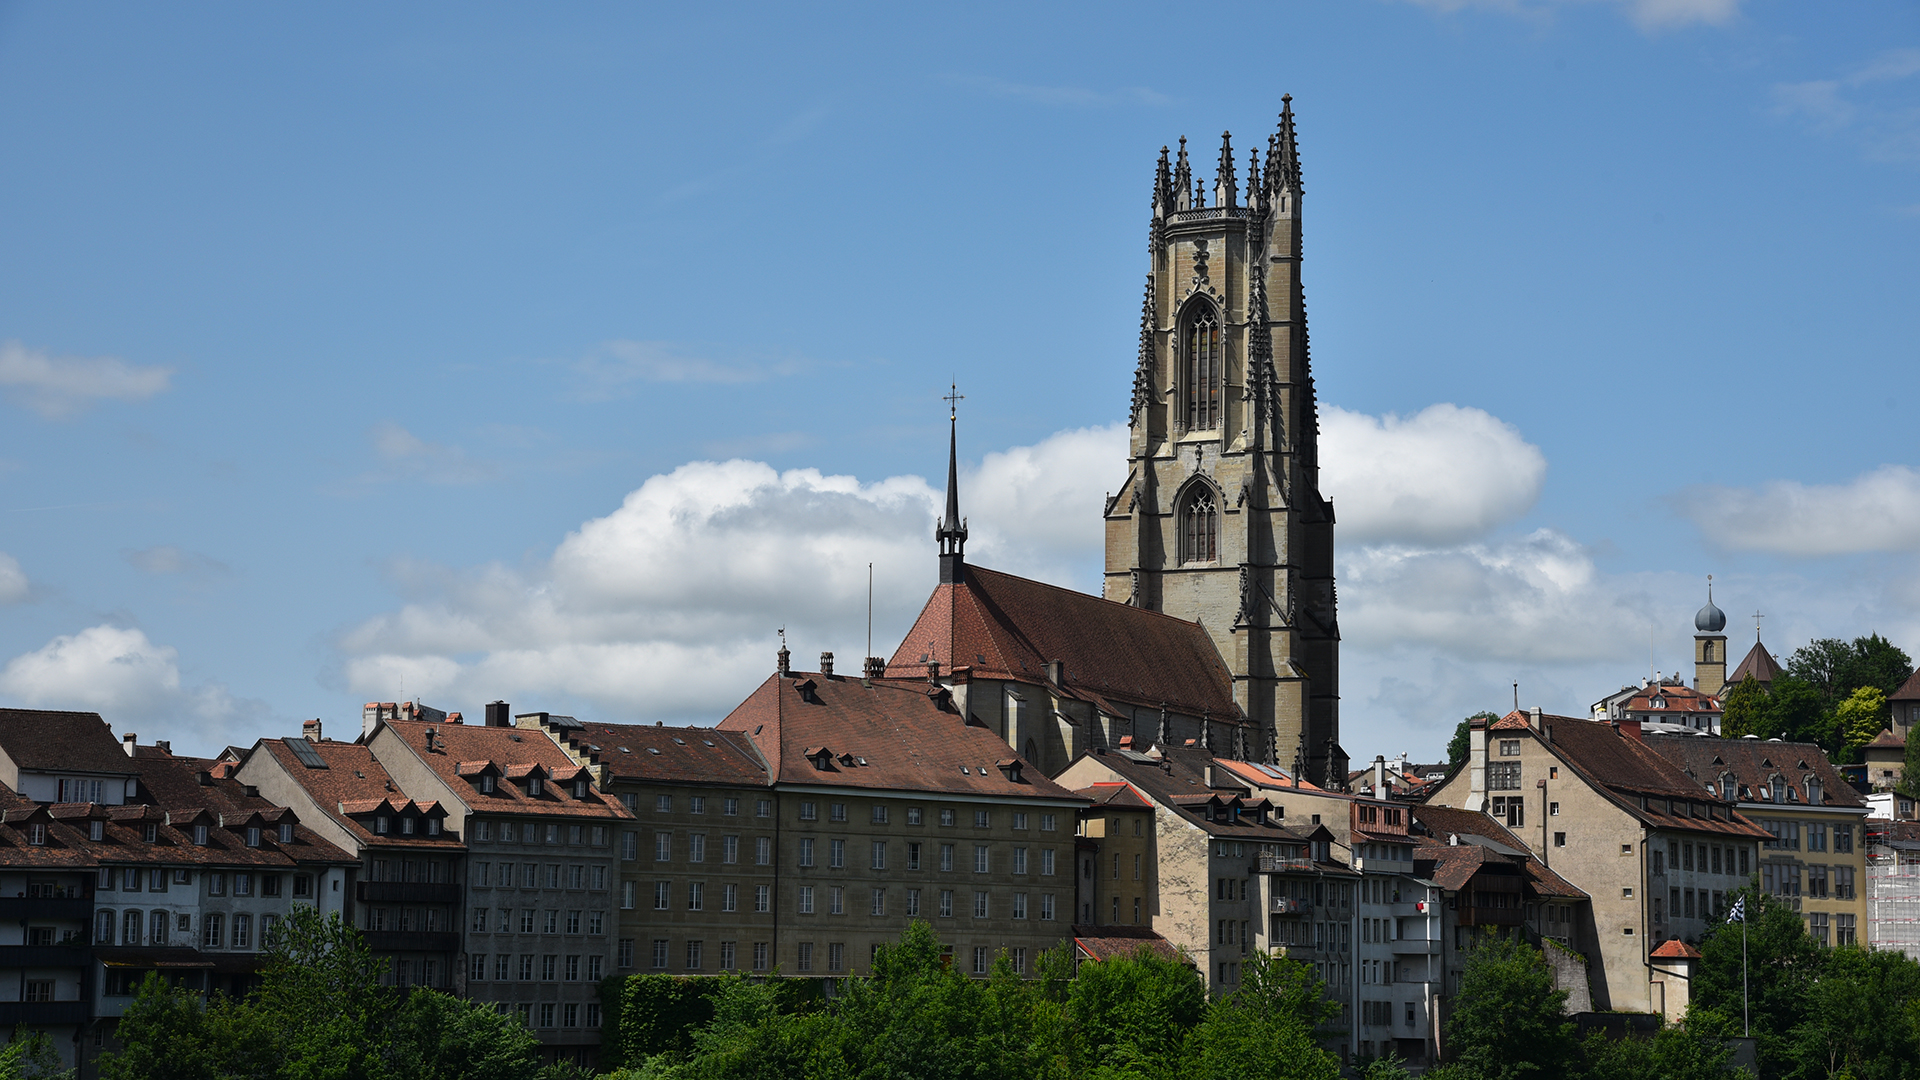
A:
[1103,99,1344,783]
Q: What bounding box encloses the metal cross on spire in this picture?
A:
[943,382,964,421]
[1752,610,1765,642]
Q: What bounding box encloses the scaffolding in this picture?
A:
[1867,822,1920,958]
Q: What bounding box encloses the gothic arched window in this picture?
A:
[1181,487,1218,565]
[1184,303,1220,431]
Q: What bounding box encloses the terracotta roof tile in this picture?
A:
[1650,939,1703,959]
[552,722,768,787]
[0,708,141,776]
[884,565,1240,720]
[250,738,466,850]
[1071,924,1183,963]
[718,672,1084,803]
[1411,805,1584,899]
[1074,747,1329,850]
[380,719,630,820]
[1892,667,1920,703]
[1643,736,1866,809]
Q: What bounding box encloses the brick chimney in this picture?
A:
[302,719,323,743]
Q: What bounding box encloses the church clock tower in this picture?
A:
[1102,98,1343,784]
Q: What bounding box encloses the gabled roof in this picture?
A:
[1071,924,1183,963]
[884,564,1241,721]
[379,719,629,820]
[1892,667,1920,703]
[1650,939,1703,959]
[0,708,140,776]
[1726,641,1782,688]
[251,738,466,850]
[551,721,768,787]
[1071,746,1333,850]
[1618,683,1722,714]
[718,671,1084,803]
[1866,728,1907,751]
[1644,736,1866,810]
[1077,782,1153,810]
[126,749,355,866]
[1410,804,1585,900]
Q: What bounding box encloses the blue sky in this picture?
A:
[1,0,1916,763]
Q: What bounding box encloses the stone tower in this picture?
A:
[1693,579,1728,696]
[1102,98,1343,784]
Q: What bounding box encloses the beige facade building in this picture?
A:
[1100,101,1341,784]
[1072,781,1158,930]
[1425,711,1766,1013]
[1644,735,1869,946]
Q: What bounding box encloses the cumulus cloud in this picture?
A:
[1398,0,1740,32]
[336,423,1129,720]
[0,624,270,749]
[1319,404,1545,546]
[1678,465,1920,556]
[0,340,173,419]
[0,553,27,604]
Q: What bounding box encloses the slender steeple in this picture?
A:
[937,384,968,584]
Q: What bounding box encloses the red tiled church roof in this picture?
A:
[885,565,1240,721]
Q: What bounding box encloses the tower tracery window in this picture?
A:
[1181,487,1218,565]
[1184,303,1220,431]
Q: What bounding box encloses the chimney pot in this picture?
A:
[1529,707,1542,730]
[926,659,941,682]
[820,652,835,677]
[122,733,137,757]
[302,719,323,743]
[864,656,885,679]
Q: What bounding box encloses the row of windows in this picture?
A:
[1808,912,1859,946]
[630,834,770,864]
[794,886,1056,921]
[472,862,610,889]
[472,908,608,934]
[1652,843,1754,877]
[471,821,611,846]
[1760,862,1858,899]
[502,1001,601,1030]
[364,907,448,932]
[795,840,1057,875]
[635,794,769,817]
[633,881,772,913]
[96,867,314,898]
[792,804,1056,831]
[468,953,606,982]
[1760,820,1856,853]
[94,908,277,950]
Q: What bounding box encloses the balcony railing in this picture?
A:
[1271,897,1313,916]
[1257,855,1317,874]
[357,882,463,905]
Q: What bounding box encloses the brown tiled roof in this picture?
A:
[250,738,466,850]
[380,719,629,820]
[1893,668,1920,703]
[1726,641,1782,688]
[1643,736,1867,809]
[718,672,1085,803]
[1411,805,1584,900]
[884,565,1241,721]
[1500,714,1771,839]
[1075,746,1334,853]
[1619,684,1722,714]
[127,749,356,867]
[1867,728,1907,750]
[0,709,140,775]
[552,722,768,787]
[1211,758,1331,794]
[1071,924,1183,963]
[1077,782,1153,810]
[1650,939,1703,959]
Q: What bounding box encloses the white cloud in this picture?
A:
[1319,404,1545,546]
[366,422,494,484]
[1679,465,1920,556]
[0,340,173,419]
[1398,0,1740,32]
[0,624,269,750]
[1770,49,1920,162]
[1772,81,1854,128]
[0,553,27,604]
[336,424,1129,720]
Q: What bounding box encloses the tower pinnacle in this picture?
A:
[937,383,968,584]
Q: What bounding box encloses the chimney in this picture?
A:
[820,652,835,678]
[155,741,170,754]
[362,703,381,739]
[863,656,885,679]
[1204,765,1217,788]
[302,719,323,743]
[485,701,511,728]
[1045,660,1065,686]
[777,645,791,678]
[1373,755,1387,799]
[122,733,137,757]
[1529,707,1542,731]
[926,659,941,683]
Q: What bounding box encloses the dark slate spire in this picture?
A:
[937,384,968,584]
[1153,145,1174,221]
[1246,146,1263,211]
[1174,136,1192,211]
[1214,130,1237,208]
[1274,94,1301,194]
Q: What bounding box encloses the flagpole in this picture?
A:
[1742,899,1749,1038]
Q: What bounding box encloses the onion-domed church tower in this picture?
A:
[1102,98,1344,784]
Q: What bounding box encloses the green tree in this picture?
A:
[1442,935,1576,1080]
[1066,945,1207,1079]
[1788,638,1855,707]
[1836,686,1890,750]
[1762,675,1830,747]
[1182,953,1340,1080]
[1838,633,1913,703]
[99,973,257,1080]
[1787,945,1920,1080]
[1721,675,1767,739]
[379,988,540,1080]
[252,905,394,1080]
[1694,886,1824,1078]
[2,1028,76,1080]
[1449,712,1500,767]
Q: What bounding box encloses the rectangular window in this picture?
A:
[940,889,954,918]
[686,941,703,969]
[723,835,739,864]
[1012,893,1027,919]
[1041,814,1056,831]
[972,946,988,975]
[797,943,814,971]
[871,841,886,870]
[541,955,557,980]
[654,882,671,910]
[1837,913,1857,946]
[1041,849,1055,876]
[1487,761,1521,790]
[908,842,922,871]
[1836,825,1854,854]
[655,833,672,862]
[829,886,844,915]
[872,805,889,825]
[754,943,769,971]
[755,884,770,913]
[652,940,669,970]
[689,834,707,863]
[906,888,921,916]
[1837,865,1856,900]
[719,941,736,971]
[722,884,738,912]
[1012,847,1028,875]
[565,955,580,981]
[974,845,989,873]
[1499,739,1521,756]
[829,839,845,869]
[618,940,634,970]
[973,891,988,918]
[872,888,886,916]
[622,832,638,861]
[830,803,847,823]
[688,882,705,911]
[566,910,581,934]
[1808,823,1828,852]
[757,799,772,818]
[622,881,636,910]
[539,1004,555,1028]
[827,943,844,972]
[1040,894,1055,921]
[907,807,924,826]
[940,808,956,827]
[656,795,673,813]
[543,909,559,934]
[941,843,955,872]
[799,886,814,914]
[800,801,817,821]
[974,810,989,828]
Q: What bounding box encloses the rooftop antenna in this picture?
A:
[866,563,873,663]
[1512,680,1519,713]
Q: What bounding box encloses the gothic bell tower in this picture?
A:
[1102,98,1343,784]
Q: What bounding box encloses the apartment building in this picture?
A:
[363,713,630,1067]
[1071,780,1158,931]
[515,710,777,981]
[237,723,467,990]
[717,665,1089,979]
[1425,711,1766,1011]
[1645,735,1869,945]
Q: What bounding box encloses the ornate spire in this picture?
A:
[1274,94,1301,194]
[1130,274,1156,426]
[1246,147,1263,211]
[1214,130,1237,208]
[936,384,968,584]
[1174,136,1192,211]
[1153,145,1174,221]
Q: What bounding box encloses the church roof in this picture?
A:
[1891,667,1920,702]
[1726,641,1782,688]
[884,564,1241,722]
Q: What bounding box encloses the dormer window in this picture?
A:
[573,780,589,798]
[527,777,544,797]
[426,818,440,836]
[89,820,104,841]
[245,826,261,848]
[480,775,496,794]
[27,823,46,846]
[143,823,158,843]
[193,824,209,846]
[1807,778,1823,804]
[1770,778,1785,803]
[279,823,294,844]
[401,817,416,835]
[374,816,390,835]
